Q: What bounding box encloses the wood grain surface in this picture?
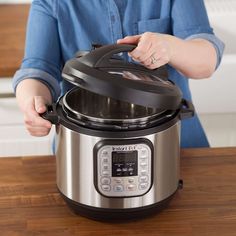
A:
[1,147,236,235]
[0,4,29,77]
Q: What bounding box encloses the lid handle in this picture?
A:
[79,44,136,68]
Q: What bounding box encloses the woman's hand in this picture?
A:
[117,32,217,79]
[23,96,52,136]
[16,79,53,137]
[117,32,172,70]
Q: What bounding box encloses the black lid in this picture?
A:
[62,44,182,109]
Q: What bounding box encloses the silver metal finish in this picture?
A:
[56,121,180,209]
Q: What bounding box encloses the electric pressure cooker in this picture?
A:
[42,44,194,221]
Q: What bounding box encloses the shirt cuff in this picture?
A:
[12,68,61,102]
[185,33,225,69]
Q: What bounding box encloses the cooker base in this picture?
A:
[60,190,178,222]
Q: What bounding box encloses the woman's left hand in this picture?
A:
[117,32,172,69]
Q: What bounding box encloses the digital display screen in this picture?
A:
[112,151,138,177]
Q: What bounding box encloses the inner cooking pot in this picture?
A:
[63,86,170,127]
[63,88,176,129]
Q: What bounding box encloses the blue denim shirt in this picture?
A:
[13,0,224,148]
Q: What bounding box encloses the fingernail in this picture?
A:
[37,107,42,113]
[38,106,45,113]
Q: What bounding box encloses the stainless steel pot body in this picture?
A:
[55,121,180,209]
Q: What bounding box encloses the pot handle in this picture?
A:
[179,99,195,120]
[41,104,59,125]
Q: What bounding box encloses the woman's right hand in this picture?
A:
[23,96,52,136]
[16,79,53,137]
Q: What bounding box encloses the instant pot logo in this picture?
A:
[112,145,136,151]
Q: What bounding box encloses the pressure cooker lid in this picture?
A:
[62,44,182,110]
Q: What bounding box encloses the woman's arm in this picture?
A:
[117,32,217,79]
[13,0,61,136]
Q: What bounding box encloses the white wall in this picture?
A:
[190,56,236,114]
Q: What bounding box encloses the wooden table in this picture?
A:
[1,147,236,236]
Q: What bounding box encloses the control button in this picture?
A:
[101,185,111,192]
[128,167,134,172]
[101,177,111,185]
[102,157,109,164]
[116,168,122,172]
[114,178,122,184]
[114,185,124,192]
[140,148,148,157]
[140,162,147,167]
[140,156,147,161]
[102,164,109,171]
[139,175,148,183]
[140,165,148,172]
[127,184,137,191]
[140,170,148,176]
[128,178,135,184]
[101,149,109,157]
[122,167,128,172]
[102,170,110,176]
[139,183,148,190]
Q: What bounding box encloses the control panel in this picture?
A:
[94,139,153,197]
